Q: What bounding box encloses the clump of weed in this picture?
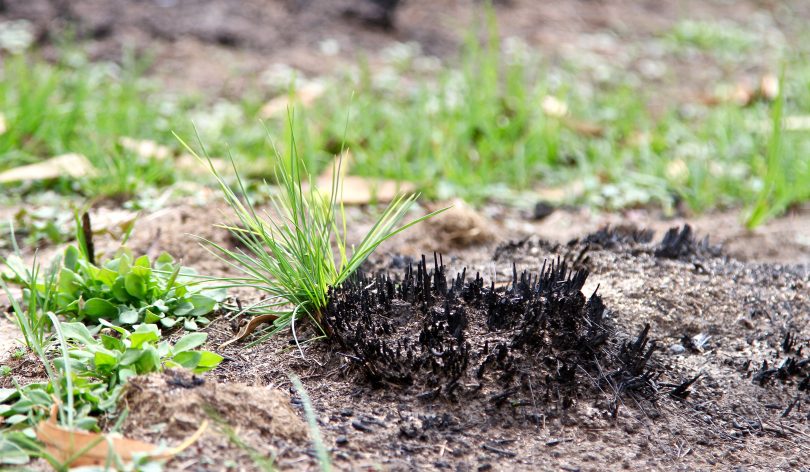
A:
[0,249,222,467]
[2,215,225,331]
[177,121,446,346]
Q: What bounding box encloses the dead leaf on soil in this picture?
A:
[704,74,780,107]
[119,137,173,160]
[562,117,604,137]
[260,81,326,119]
[0,153,95,183]
[175,154,231,176]
[541,95,603,136]
[37,405,206,468]
[89,208,139,239]
[759,74,779,101]
[307,152,416,204]
[534,179,586,203]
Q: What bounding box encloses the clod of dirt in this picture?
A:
[421,200,498,251]
[120,370,308,469]
[325,253,659,419]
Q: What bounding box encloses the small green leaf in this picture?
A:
[152,299,168,313]
[194,351,224,373]
[188,294,217,317]
[96,267,118,287]
[173,301,194,317]
[200,287,227,302]
[0,388,16,403]
[101,334,125,352]
[135,346,160,374]
[159,317,178,328]
[173,333,207,354]
[118,307,139,325]
[58,268,82,295]
[63,245,79,271]
[129,324,160,348]
[144,309,161,324]
[84,298,118,319]
[118,368,137,382]
[171,351,201,369]
[156,252,174,265]
[120,349,143,366]
[94,349,119,369]
[183,319,198,331]
[0,439,30,465]
[124,273,147,299]
[112,277,130,302]
[61,322,96,346]
[4,414,27,425]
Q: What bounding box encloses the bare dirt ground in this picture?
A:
[4,200,807,471]
[112,202,810,470]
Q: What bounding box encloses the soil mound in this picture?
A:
[326,254,660,419]
[120,370,309,469]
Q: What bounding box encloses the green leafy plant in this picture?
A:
[3,220,225,331]
[54,247,224,330]
[0,246,222,468]
[177,121,446,346]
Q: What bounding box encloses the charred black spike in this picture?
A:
[670,374,701,399]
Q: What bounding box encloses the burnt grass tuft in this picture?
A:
[325,254,660,418]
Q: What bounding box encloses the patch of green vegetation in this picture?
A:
[0,248,222,467]
[0,207,74,251]
[3,217,225,330]
[2,14,810,226]
[179,122,445,345]
[0,50,178,198]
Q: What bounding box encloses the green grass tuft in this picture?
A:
[176,118,446,345]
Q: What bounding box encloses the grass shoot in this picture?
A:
[177,120,447,346]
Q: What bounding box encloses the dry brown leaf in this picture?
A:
[562,117,604,137]
[119,137,172,160]
[307,152,415,204]
[534,179,585,203]
[730,83,755,106]
[260,82,326,119]
[0,153,95,183]
[89,208,139,239]
[37,405,206,468]
[175,154,231,175]
[759,74,779,101]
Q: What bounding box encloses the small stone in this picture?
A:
[340,408,354,417]
[531,201,555,220]
[335,436,349,446]
[669,344,686,354]
[352,420,373,432]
